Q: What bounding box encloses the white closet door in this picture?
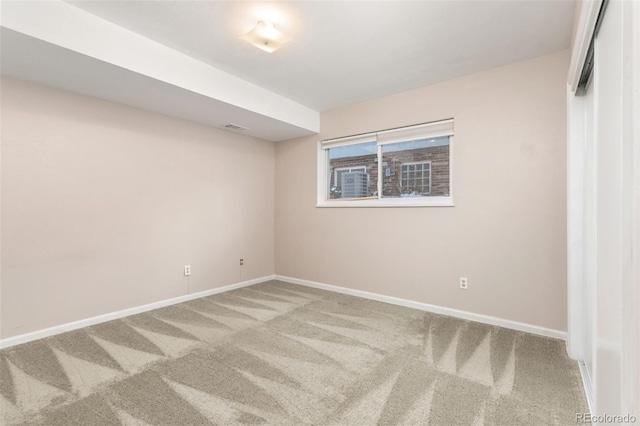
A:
[593,0,624,415]
[583,80,595,387]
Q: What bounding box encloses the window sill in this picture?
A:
[316,197,455,208]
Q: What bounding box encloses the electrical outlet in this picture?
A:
[184,265,191,276]
[240,258,244,266]
[460,277,468,290]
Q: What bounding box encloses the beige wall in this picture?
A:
[571,0,584,53]
[0,50,570,339]
[275,50,570,332]
[0,77,275,339]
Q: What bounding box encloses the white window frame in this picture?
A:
[317,119,454,207]
[401,161,432,195]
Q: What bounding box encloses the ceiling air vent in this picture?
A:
[222,123,248,131]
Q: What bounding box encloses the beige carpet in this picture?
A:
[0,280,588,425]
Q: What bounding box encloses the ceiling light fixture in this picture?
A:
[241,20,290,53]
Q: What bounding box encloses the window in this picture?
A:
[318,119,453,207]
[401,162,431,195]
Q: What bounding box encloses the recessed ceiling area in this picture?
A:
[1,1,574,141]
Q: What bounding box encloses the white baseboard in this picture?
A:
[1,273,566,349]
[0,274,276,349]
[578,360,594,414]
[275,275,567,340]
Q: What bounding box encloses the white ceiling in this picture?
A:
[68,1,575,112]
[1,1,574,141]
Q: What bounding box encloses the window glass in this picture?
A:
[327,141,376,199]
[381,136,450,198]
